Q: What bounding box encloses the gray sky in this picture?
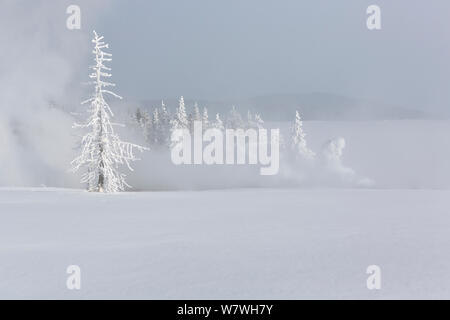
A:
[7,0,450,112]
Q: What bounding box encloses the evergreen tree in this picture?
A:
[159,100,171,146]
[133,108,144,126]
[202,107,210,129]
[226,105,244,129]
[152,107,161,145]
[246,110,255,129]
[213,113,225,131]
[193,102,202,122]
[254,113,264,129]
[140,109,152,144]
[71,31,146,193]
[172,96,189,130]
[291,110,315,160]
[188,112,194,133]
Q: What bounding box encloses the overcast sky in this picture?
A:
[5,0,450,113]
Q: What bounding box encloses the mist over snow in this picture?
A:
[0,1,106,187]
[0,1,448,191]
[0,0,370,190]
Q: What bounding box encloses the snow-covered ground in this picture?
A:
[1,187,450,299]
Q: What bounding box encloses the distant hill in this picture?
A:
[241,93,429,121]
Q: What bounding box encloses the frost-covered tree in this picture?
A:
[189,102,202,133]
[71,31,146,193]
[247,110,256,129]
[246,111,264,129]
[160,100,170,122]
[132,108,150,131]
[213,113,224,131]
[153,107,168,146]
[226,105,244,129]
[291,110,315,160]
[254,113,264,129]
[158,100,171,146]
[131,107,153,145]
[133,108,144,126]
[202,107,210,129]
[153,108,161,143]
[172,96,189,130]
[193,102,202,122]
[142,110,153,144]
[159,100,170,127]
[188,113,194,133]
